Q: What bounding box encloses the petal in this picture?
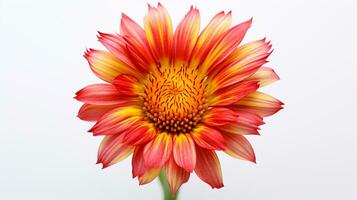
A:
[124,37,156,74]
[219,112,264,135]
[144,3,173,64]
[211,39,272,89]
[133,147,162,185]
[138,167,161,185]
[165,157,190,195]
[209,80,259,106]
[202,107,239,127]
[84,49,137,82]
[112,74,143,96]
[233,92,283,117]
[143,132,173,168]
[132,146,146,178]
[173,6,200,63]
[190,11,232,68]
[247,67,280,87]
[89,106,142,136]
[96,33,134,70]
[120,14,155,72]
[173,134,196,172]
[222,132,256,162]
[97,134,134,168]
[194,146,223,188]
[77,104,118,122]
[120,13,147,47]
[201,18,252,74]
[75,84,123,105]
[191,125,226,150]
[123,122,157,145]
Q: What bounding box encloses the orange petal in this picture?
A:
[89,106,142,136]
[211,38,272,89]
[192,125,226,150]
[112,74,143,96]
[144,3,173,64]
[138,167,161,185]
[143,132,173,168]
[165,157,190,195]
[97,134,134,168]
[173,6,200,64]
[173,134,196,172]
[84,49,137,82]
[123,122,157,145]
[222,132,256,163]
[233,92,283,117]
[201,18,252,74]
[77,104,118,122]
[132,146,146,178]
[75,84,123,105]
[218,112,264,135]
[247,67,280,87]
[203,107,239,127]
[190,11,232,68]
[209,80,259,106]
[194,146,223,189]
[120,13,155,72]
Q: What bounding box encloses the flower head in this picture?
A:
[75,3,283,194]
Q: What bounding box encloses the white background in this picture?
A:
[1,0,357,199]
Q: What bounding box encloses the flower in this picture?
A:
[75,3,283,195]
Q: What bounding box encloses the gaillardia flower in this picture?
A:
[75,3,283,195]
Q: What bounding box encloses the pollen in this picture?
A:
[142,65,208,134]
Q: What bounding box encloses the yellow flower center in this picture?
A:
[142,65,208,134]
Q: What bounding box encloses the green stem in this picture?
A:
[158,171,178,200]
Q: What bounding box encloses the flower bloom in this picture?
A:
[75,3,283,194]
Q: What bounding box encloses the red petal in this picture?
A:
[223,132,256,163]
[89,106,142,136]
[138,167,161,185]
[211,38,272,89]
[143,132,173,168]
[144,3,173,64]
[173,6,200,63]
[165,157,190,195]
[97,134,134,168]
[132,145,164,185]
[77,104,118,122]
[209,80,259,107]
[194,146,224,188]
[83,49,137,82]
[96,33,138,71]
[219,111,264,135]
[75,84,123,105]
[233,92,283,117]
[120,13,147,48]
[203,107,239,127]
[132,146,146,178]
[247,67,280,87]
[173,134,196,172]
[123,122,157,145]
[112,74,142,96]
[189,11,232,68]
[201,18,252,74]
[120,13,155,72]
[191,125,226,150]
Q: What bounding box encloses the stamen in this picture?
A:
[142,65,208,134]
